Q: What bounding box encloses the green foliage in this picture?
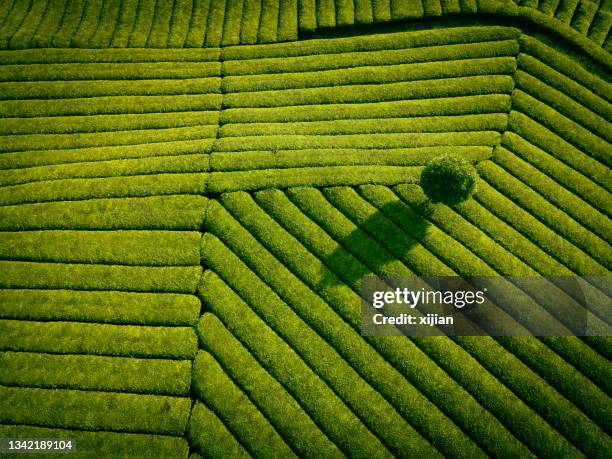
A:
[0,352,192,395]
[187,402,250,459]
[192,351,296,457]
[0,425,190,458]
[0,289,201,325]
[0,195,208,231]
[420,155,478,205]
[0,230,201,266]
[0,261,202,292]
[0,320,198,358]
[0,386,191,435]
[196,313,344,458]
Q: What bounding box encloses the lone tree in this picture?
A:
[420,156,478,206]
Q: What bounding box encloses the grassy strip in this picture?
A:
[0,94,222,118]
[146,0,173,48]
[518,34,610,102]
[478,160,611,268]
[87,0,122,48]
[493,144,611,238]
[29,0,66,48]
[0,62,221,82]
[207,166,419,193]
[211,147,491,171]
[394,185,612,391]
[221,0,244,46]
[0,320,198,359]
[167,0,193,47]
[184,0,212,47]
[0,386,191,435]
[0,112,218,136]
[455,337,611,458]
[0,195,208,231]
[0,0,16,29]
[51,0,85,47]
[127,0,155,47]
[335,0,355,26]
[215,132,500,150]
[512,90,610,167]
[70,0,103,47]
[0,154,210,187]
[390,0,423,17]
[0,261,202,293]
[373,0,392,21]
[257,0,279,43]
[0,425,189,458]
[501,132,610,217]
[221,94,511,123]
[0,0,30,50]
[316,0,336,27]
[0,78,221,100]
[0,126,217,152]
[0,352,192,396]
[110,0,139,48]
[223,57,515,92]
[201,233,439,457]
[220,114,508,136]
[277,0,298,41]
[0,289,201,326]
[239,0,261,44]
[192,351,296,457]
[249,190,542,457]
[508,111,610,190]
[285,187,582,458]
[6,0,47,49]
[204,0,226,46]
[223,76,514,108]
[224,40,518,75]
[514,69,610,142]
[0,230,201,266]
[187,402,250,458]
[587,10,612,45]
[362,185,611,422]
[0,173,208,206]
[197,271,392,458]
[224,26,518,60]
[214,194,492,457]
[197,312,345,457]
[0,47,220,64]
[474,179,609,276]
[0,139,215,169]
[355,0,374,23]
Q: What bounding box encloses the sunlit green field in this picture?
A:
[0,0,610,457]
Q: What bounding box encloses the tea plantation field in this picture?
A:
[0,0,610,457]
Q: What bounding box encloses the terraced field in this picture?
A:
[0,0,611,458]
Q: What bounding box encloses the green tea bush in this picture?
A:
[221,95,510,123]
[239,0,261,44]
[0,386,191,435]
[420,155,478,205]
[88,0,122,48]
[223,57,515,92]
[197,312,344,458]
[0,289,201,325]
[0,230,201,266]
[0,261,202,292]
[0,320,198,358]
[204,0,226,46]
[221,0,244,46]
[6,0,46,49]
[51,0,85,47]
[127,0,156,47]
[257,0,279,43]
[187,402,250,458]
[0,195,208,231]
[70,0,103,48]
[224,40,518,75]
[0,352,192,395]
[146,0,174,48]
[501,132,610,217]
[197,270,390,458]
[167,0,193,47]
[183,0,211,47]
[192,351,296,457]
[0,425,190,458]
[201,232,437,457]
[110,0,139,48]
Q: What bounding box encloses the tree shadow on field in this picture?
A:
[315,195,434,292]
